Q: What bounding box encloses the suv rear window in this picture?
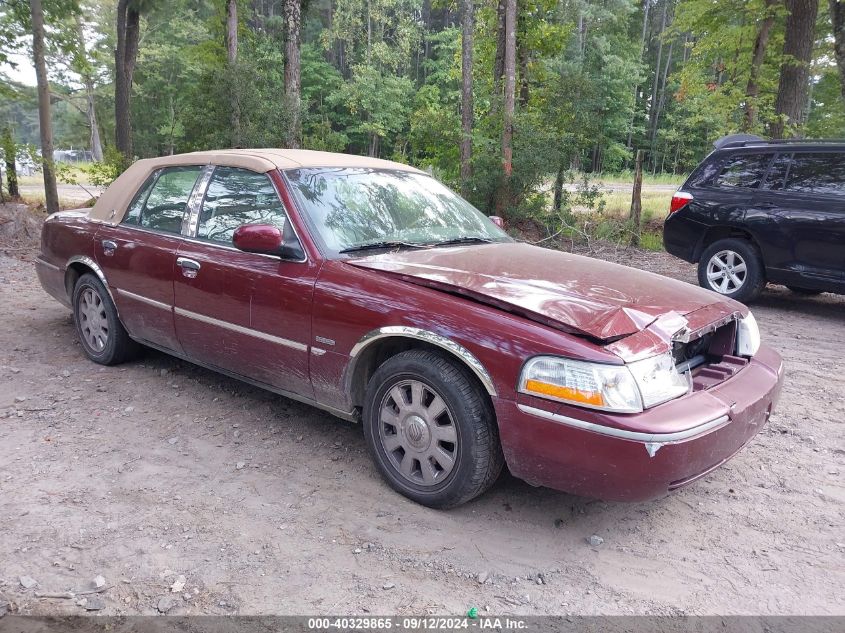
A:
[688,153,772,189]
[785,153,845,196]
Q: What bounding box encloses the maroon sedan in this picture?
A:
[35,149,784,508]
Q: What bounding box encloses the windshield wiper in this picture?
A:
[427,236,495,247]
[339,240,427,254]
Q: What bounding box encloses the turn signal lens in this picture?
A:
[523,379,605,407]
[669,191,693,214]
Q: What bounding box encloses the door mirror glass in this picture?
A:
[233,223,285,255]
[488,215,504,229]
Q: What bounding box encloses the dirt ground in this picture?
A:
[0,207,843,617]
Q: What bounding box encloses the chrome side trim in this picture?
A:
[35,256,61,272]
[65,256,118,308]
[116,288,171,311]
[173,306,307,352]
[517,404,730,445]
[347,326,497,397]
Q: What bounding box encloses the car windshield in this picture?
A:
[285,168,511,256]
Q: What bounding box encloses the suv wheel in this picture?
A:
[362,349,504,508]
[72,273,140,365]
[698,238,765,303]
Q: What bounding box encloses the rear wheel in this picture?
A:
[362,349,504,508]
[72,273,139,365]
[698,238,766,303]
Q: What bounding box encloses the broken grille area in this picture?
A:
[672,320,749,391]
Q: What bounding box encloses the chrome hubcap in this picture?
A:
[79,287,109,352]
[706,250,747,294]
[378,379,458,487]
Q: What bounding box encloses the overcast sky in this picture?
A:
[3,52,40,87]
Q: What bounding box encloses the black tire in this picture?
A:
[362,349,504,509]
[787,286,823,295]
[697,238,766,303]
[72,273,140,365]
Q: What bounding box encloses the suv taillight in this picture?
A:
[669,191,693,214]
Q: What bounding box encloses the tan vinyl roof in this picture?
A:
[89,149,425,224]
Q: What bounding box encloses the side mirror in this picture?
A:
[233,223,285,256]
[488,215,504,229]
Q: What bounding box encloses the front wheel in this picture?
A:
[362,349,504,508]
[72,273,139,365]
[698,238,766,303]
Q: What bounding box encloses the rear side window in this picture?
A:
[123,166,202,234]
[785,153,845,196]
[712,153,772,189]
[687,153,772,189]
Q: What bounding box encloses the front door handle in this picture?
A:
[176,257,201,278]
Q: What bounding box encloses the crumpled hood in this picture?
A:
[348,242,743,342]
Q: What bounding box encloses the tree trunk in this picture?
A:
[831,0,845,102]
[770,0,819,138]
[115,0,141,163]
[75,15,104,161]
[30,0,59,215]
[650,39,673,151]
[85,83,104,161]
[459,0,473,196]
[496,0,516,216]
[517,18,529,107]
[647,0,668,143]
[227,0,241,147]
[626,0,651,150]
[491,0,506,112]
[552,166,564,212]
[2,126,20,199]
[630,149,644,247]
[743,0,776,131]
[284,0,302,148]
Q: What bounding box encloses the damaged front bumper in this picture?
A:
[495,344,784,502]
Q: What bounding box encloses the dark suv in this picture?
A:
[663,136,845,302]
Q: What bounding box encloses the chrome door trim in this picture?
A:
[346,326,497,397]
[173,306,308,352]
[116,288,172,311]
[517,404,730,452]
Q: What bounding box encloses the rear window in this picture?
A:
[784,153,845,196]
[688,152,772,189]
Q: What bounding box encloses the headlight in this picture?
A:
[519,354,691,414]
[736,311,760,356]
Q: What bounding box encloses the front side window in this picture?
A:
[124,166,202,234]
[761,153,792,190]
[785,153,845,196]
[285,168,510,257]
[712,153,772,189]
[196,167,288,244]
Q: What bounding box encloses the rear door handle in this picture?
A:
[176,257,201,278]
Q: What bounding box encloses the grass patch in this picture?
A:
[599,190,672,222]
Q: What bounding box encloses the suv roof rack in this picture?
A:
[714,134,845,150]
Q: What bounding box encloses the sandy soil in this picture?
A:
[0,210,843,617]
